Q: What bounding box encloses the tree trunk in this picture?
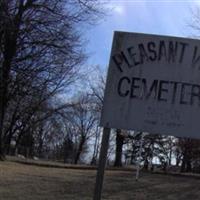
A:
[186,159,192,172]
[0,115,5,160]
[74,136,85,164]
[91,127,99,165]
[181,154,186,172]
[5,134,12,155]
[143,158,149,170]
[168,149,172,166]
[0,141,5,161]
[0,1,24,160]
[114,129,124,167]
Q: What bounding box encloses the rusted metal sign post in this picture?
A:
[93,31,200,200]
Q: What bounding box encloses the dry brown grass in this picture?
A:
[1,161,200,200]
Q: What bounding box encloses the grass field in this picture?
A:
[1,161,200,200]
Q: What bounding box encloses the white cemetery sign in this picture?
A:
[100,31,200,138]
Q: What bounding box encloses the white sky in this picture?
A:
[86,0,200,69]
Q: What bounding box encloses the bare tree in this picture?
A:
[66,94,98,164]
[0,0,104,160]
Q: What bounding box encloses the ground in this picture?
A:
[0,161,200,200]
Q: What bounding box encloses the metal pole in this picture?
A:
[136,132,144,181]
[93,127,111,200]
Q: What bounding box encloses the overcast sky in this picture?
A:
[86,0,200,70]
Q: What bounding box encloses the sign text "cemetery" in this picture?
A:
[100,32,200,138]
